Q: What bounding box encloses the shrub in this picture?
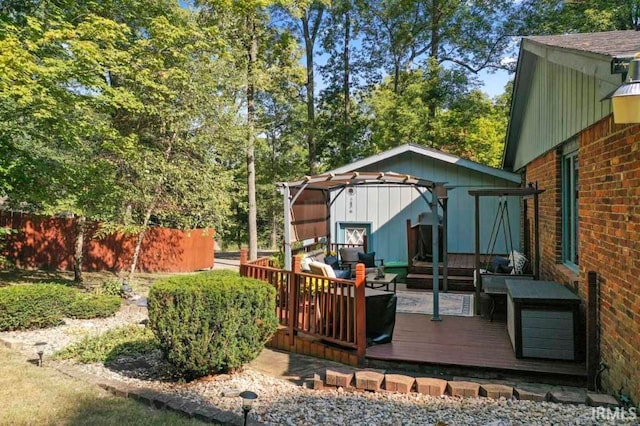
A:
[0,284,76,331]
[65,293,122,319]
[98,279,124,297]
[148,270,278,378]
[55,325,157,364]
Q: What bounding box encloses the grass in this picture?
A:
[0,346,203,426]
[0,269,196,297]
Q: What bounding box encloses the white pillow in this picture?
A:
[308,261,336,279]
[508,250,527,275]
[300,255,312,271]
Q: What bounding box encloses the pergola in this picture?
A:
[277,171,449,320]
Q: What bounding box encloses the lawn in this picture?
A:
[0,345,203,426]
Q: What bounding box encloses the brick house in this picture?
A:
[503,31,640,405]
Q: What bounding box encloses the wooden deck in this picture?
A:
[366,313,586,381]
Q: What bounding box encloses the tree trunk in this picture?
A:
[303,11,318,174]
[247,16,259,261]
[428,0,440,119]
[73,215,86,283]
[128,206,153,283]
[342,6,351,151]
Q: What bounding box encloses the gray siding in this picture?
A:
[521,309,574,360]
[507,41,620,171]
[330,152,521,263]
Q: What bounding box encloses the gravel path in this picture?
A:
[2,306,636,425]
[0,308,147,356]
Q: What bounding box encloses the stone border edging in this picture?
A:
[318,368,620,408]
[50,361,252,425]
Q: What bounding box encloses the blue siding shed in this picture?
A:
[328,144,522,263]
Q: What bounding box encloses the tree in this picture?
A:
[519,0,640,34]
[282,1,327,174]
[198,0,301,260]
[0,5,134,282]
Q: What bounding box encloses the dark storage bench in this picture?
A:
[506,280,581,360]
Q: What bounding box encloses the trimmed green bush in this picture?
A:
[98,279,124,297]
[148,270,278,378]
[66,293,122,319]
[0,284,76,331]
[55,325,157,364]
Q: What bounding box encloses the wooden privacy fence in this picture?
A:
[0,211,215,273]
[240,249,367,362]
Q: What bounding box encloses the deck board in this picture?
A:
[366,313,586,377]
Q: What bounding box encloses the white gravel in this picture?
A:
[69,359,634,426]
[0,308,147,355]
[3,306,636,426]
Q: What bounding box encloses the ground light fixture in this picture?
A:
[611,52,640,124]
[239,390,258,426]
[34,341,47,367]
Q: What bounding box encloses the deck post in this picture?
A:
[587,271,599,390]
[283,184,292,271]
[240,248,248,276]
[474,194,481,315]
[533,186,540,280]
[288,254,302,346]
[431,185,441,321]
[441,190,448,293]
[355,263,367,362]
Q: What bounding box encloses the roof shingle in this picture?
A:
[526,30,640,58]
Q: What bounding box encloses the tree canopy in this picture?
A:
[2,0,630,264]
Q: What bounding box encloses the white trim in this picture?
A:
[327,144,521,183]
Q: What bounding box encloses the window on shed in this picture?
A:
[562,141,579,269]
[345,227,366,245]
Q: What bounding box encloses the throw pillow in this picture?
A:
[335,269,352,279]
[508,250,527,275]
[324,255,339,269]
[300,255,312,271]
[357,251,376,268]
[340,246,364,263]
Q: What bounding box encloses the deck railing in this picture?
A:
[240,249,366,361]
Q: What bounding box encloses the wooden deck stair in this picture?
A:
[406,273,474,291]
[406,254,476,291]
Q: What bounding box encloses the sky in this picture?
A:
[478,68,513,98]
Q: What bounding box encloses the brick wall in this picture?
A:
[524,115,640,405]
[579,116,640,405]
[524,148,573,284]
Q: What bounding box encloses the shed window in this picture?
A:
[562,147,579,269]
[345,227,366,245]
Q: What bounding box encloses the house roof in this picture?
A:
[503,31,639,171]
[526,30,640,59]
[327,143,520,184]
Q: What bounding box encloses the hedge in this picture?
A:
[0,284,123,331]
[66,293,122,319]
[0,284,76,331]
[148,270,278,379]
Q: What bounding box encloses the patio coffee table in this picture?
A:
[483,282,507,322]
[366,273,397,293]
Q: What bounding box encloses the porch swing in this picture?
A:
[482,196,516,274]
[468,186,544,315]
